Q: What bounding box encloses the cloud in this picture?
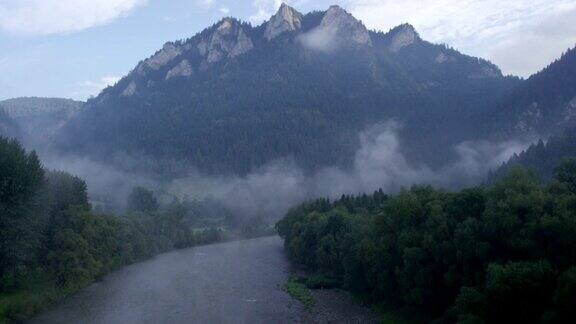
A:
[169,159,308,220]
[487,7,576,77]
[76,75,121,99]
[162,121,531,220]
[40,120,531,221]
[346,0,576,77]
[297,25,339,52]
[310,122,435,197]
[219,7,230,15]
[162,16,178,23]
[42,153,159,211]
[309,122,531,197]
[0,0,146,36]
[195,0,216,9]
[249,0,282,24]
[248,0,311,24]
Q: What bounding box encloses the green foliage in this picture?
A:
[0,282,62,323]
[554,158,576,192]
[48,228,100,290]
[0,137,45,290]
[0,137,43,206]
[553,267,576,321]
[127,187,159,213]
[299,274,340,290]
[482,260,554,322]
[278,161,576,322]
[490,128,576,184]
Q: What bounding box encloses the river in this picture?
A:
[32,236,303,324]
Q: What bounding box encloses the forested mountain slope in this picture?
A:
[482,46,576,139]
[53,4,519,176]
[490,127,576,182]
[0,97,84,146]
[0,107,22,140]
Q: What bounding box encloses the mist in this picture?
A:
[37,120,533,222]
[42,153,160,212]
[298,26,340,53]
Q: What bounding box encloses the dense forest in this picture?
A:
[0,137,225,322]
[277,163,576,323]
[0,109,21,140]
[490,127,576,183]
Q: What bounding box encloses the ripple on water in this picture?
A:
[31,236,304,324]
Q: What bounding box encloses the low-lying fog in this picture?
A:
[41,121,534,221]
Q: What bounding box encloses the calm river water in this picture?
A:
[31,236,303,324]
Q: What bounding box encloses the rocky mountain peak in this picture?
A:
[197,17,254,65]
[319,5,371,46]
[217,17,236,33]
[143,42,183,71]
[166,59,193,80]
[389,23,420,52]
[264,3,303,40]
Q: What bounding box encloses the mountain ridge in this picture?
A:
[482,46,576,139]
[0,97,84,147]
[53,4,522,177]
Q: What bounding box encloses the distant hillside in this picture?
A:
[54,4,519,176]
[482,46,576,139]
[0,107,22,139]
[489,127,576,182]
[0,97,83,118]
[0,97,84,146]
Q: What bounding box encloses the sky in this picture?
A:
[0,0,575,101]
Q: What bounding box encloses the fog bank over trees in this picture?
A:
[39,121,533,223]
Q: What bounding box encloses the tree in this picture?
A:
[127,187,159,213]
[484,261,555,323]
[0,137,44,206]
[0,137,45,288]
[551,267,576,321]
[47,229,99,289]
[277,162,576,322]
[554,158,576,192]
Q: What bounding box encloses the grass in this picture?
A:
[283,277,315,309]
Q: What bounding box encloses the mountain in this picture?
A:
[54,4,520,176]
[0,97,84,146]
[0,107,22,139]
[482,46,576,139]
[489,127,576,182]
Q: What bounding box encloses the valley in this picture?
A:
[1,2,576,323]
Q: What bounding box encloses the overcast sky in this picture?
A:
[0,0,575,100]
